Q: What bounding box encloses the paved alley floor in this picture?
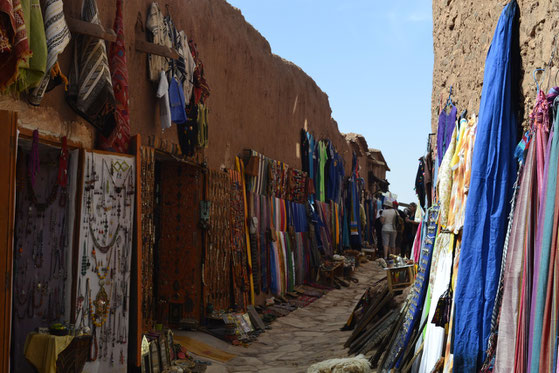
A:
[181,259,386,373]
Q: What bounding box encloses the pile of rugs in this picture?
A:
[202,283,332,346]
[342,278,405,367]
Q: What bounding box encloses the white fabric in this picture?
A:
[156,71,171,130]
[178,30,196,102]
[307,354,371,373]
[418,234,453,373]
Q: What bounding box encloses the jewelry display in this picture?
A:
[78,151,135,372]
[141,147,155,330]
[12,136,72,373]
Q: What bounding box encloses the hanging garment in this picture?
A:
[528,97,559,373]
[382,206,440,370]
[492,91,549,372]
[176,30,195,102]
[169,77,187,124]
[66,0,115,137]
[28,0,70,104]
[196,103,208,148]
[156,71,171,130]
[437,105,457,165]
[98,0,130,153]
[447,115,478,233]
[419,233,454,373]
[15,0,46,92]
[189,39,210,105]
[415,157,427,211]
[146,2,171,82]
[453,1,518,371]
[0,0,31,90]
[437,126,457,226]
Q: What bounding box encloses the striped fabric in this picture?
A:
[146,2,171,82]
[66,0,115,137]
[28,0,70,104]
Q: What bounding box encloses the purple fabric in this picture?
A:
[437,106,457,164]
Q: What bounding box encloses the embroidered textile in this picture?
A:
[99,0,130,153]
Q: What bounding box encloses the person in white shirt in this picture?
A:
[380,201,399,259]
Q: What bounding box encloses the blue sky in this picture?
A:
[226,0,434,204]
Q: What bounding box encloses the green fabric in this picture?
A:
[17,0,47,92]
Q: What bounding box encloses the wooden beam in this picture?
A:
[0,110,17,373]
[135,39,179,60]
[132,135,143,368]
[67,17,116,42]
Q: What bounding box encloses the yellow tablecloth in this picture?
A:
[24,333,73,373]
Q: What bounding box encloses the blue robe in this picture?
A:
[453,1,518,371]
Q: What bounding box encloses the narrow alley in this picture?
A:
[170,260,386,373]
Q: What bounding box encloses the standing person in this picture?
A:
[403,202,419,258]
[380,200,398,259]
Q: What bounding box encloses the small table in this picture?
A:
[385,264,416,293]
[24,333,73,373]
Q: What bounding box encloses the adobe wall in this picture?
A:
[432,0,559,133]
[1,0,353,173]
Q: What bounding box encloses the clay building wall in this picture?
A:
[432,0,559,134]
[1,0,356,175]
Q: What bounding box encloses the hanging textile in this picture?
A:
[446,115,478,233]
[437,105,457,165]
[205,170,232,312]
[453,1,518,370]
[437,126,457,226]
[28,0,71,104]
[0,0,31,90]
[99,0,130,153]
[230,169,250,310]
[381,206,440,370]
[66,0,115,137]
[528,95,559,372]
[15,0,46,92]
[491,90,549,372]
[146,2,171,82]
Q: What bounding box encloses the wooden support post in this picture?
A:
[66,17,116,42]
[135,39,179,59]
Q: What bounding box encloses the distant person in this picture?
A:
[403,202,419,258]
[380,200,399,259]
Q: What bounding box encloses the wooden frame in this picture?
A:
[131,135,143,368]
[0,110,17,373]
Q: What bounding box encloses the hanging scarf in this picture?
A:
[28,0,70,104]
[66,0,115,138]
[453,1,518,370]
[15,0,46,92]
[0,0,30,90]
[99,0,130,153]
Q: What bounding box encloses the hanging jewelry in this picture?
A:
[90,281,110,327]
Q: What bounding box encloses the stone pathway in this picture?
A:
[222,260,386,372]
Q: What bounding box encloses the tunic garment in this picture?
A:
[453,1,518,371]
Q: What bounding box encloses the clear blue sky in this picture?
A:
[226,0,434,204]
